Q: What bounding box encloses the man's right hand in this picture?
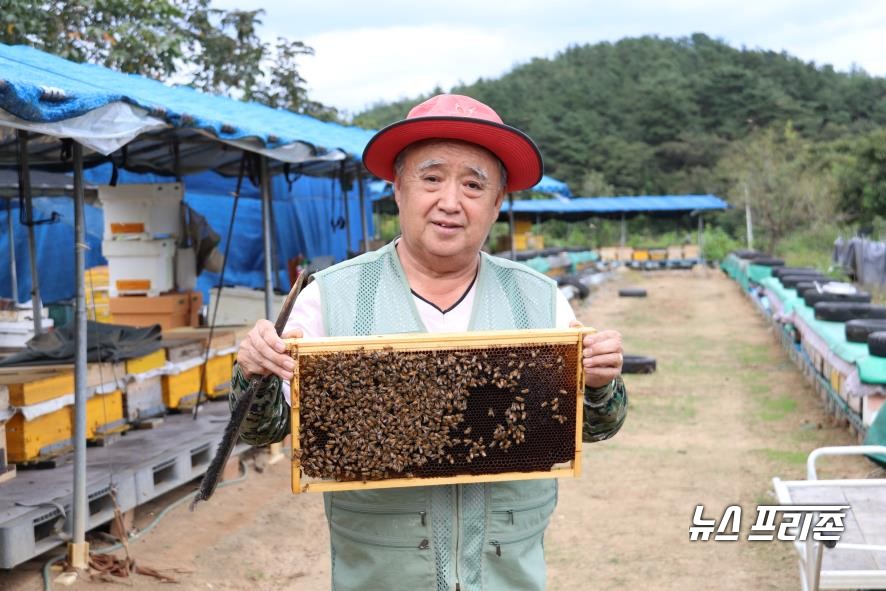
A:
[236,319,302,382]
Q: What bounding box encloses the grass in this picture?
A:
[755,448,807,465]
[756,395,798,422]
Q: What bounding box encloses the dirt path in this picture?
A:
[3,268,879,591]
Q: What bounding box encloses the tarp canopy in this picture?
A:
[532,175,572,197]
[0,44,377,176]
[0,169,98,198]
[499,194,730,221]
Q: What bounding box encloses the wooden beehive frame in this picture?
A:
[286,328,592,494]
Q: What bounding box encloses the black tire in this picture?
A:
[557,276,589,299]
[618,287,647,298]
[802,290,871,307]
[845,319,886,343]
[780,274,829,288]
[868,332,886,357]
[622,354,656,374]
[794,281,824,293]
[772,267,821,279]
[814,302,886,322]
[733,249,762,259]
[751,257,785,267]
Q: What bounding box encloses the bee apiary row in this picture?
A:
[289,328,588,493]
[0,326,246,467]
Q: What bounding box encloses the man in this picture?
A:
[233,94,627,590]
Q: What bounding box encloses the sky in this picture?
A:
[212,0,886,116]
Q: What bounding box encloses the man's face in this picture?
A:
[394,140,505,263]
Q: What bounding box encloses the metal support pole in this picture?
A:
[507,193,516,260]
[68,142,89,569]
[744,185,754,250]
[620,214,626,247]
[697,213,704,260]
[357,168,369,253]
[343,180,352,256]
[7,200,17,303]
[17,131,43,333]
[259,156,274,319]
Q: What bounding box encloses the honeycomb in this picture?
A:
[295,343,578,482]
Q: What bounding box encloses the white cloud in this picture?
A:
[300,25,533,114]
[211,0,886,113]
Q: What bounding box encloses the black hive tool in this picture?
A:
[190,271,310,510]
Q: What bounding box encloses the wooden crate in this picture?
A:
[162,366,202,409]
[202,354,233,399]
[125,349,167,375]
[165,327,237,353]
[6,407,73,462]
[85,391,126,438]
[287,328,589,494]
[123,376,164,421]
[0,371,74,407]
[161,338,205,363]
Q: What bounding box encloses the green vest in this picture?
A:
[314,240,560,591]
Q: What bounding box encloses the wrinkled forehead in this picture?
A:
[398,139,503,178]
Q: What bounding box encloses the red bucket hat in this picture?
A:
[362,94,543,192]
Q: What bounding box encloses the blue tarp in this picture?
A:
[0,44,376,159]
[0,167,373,305]
[500,194,729,218]
[532,175,572,197]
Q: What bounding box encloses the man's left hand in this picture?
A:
[570,321,623,389]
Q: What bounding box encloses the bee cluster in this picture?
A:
[296,343,577,482]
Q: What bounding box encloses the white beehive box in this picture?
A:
[103,239,176,296]
[98,183,183,240]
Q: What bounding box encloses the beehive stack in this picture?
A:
[289,328,587,493]
[85,266,112,323]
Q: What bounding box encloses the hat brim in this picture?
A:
[362,117,543,193]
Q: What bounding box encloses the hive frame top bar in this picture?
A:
[285,327,596,354]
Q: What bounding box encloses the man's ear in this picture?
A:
[493,189,506,212]
[393,177,402,211]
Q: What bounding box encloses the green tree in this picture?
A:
[719,124,838,251]
[1,0,335,118]
[834,129,886,220]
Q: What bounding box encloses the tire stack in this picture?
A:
[844,318,886,360]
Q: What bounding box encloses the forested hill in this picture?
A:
[354,34,886,197]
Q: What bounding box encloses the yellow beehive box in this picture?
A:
[203,354,233,399]
[599,247,617,261]
[649,248,667,261]
[162,366,202,409]
[125,349,167,375]
[667,246,683,260]
[526,234,544,250]
[683,244,700,259]
[513,234,528,251]
[514,219,533,234]
[6,407,73,462]
[85,391,125,439]
[0,371,75,407]
[632,249,650,261]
